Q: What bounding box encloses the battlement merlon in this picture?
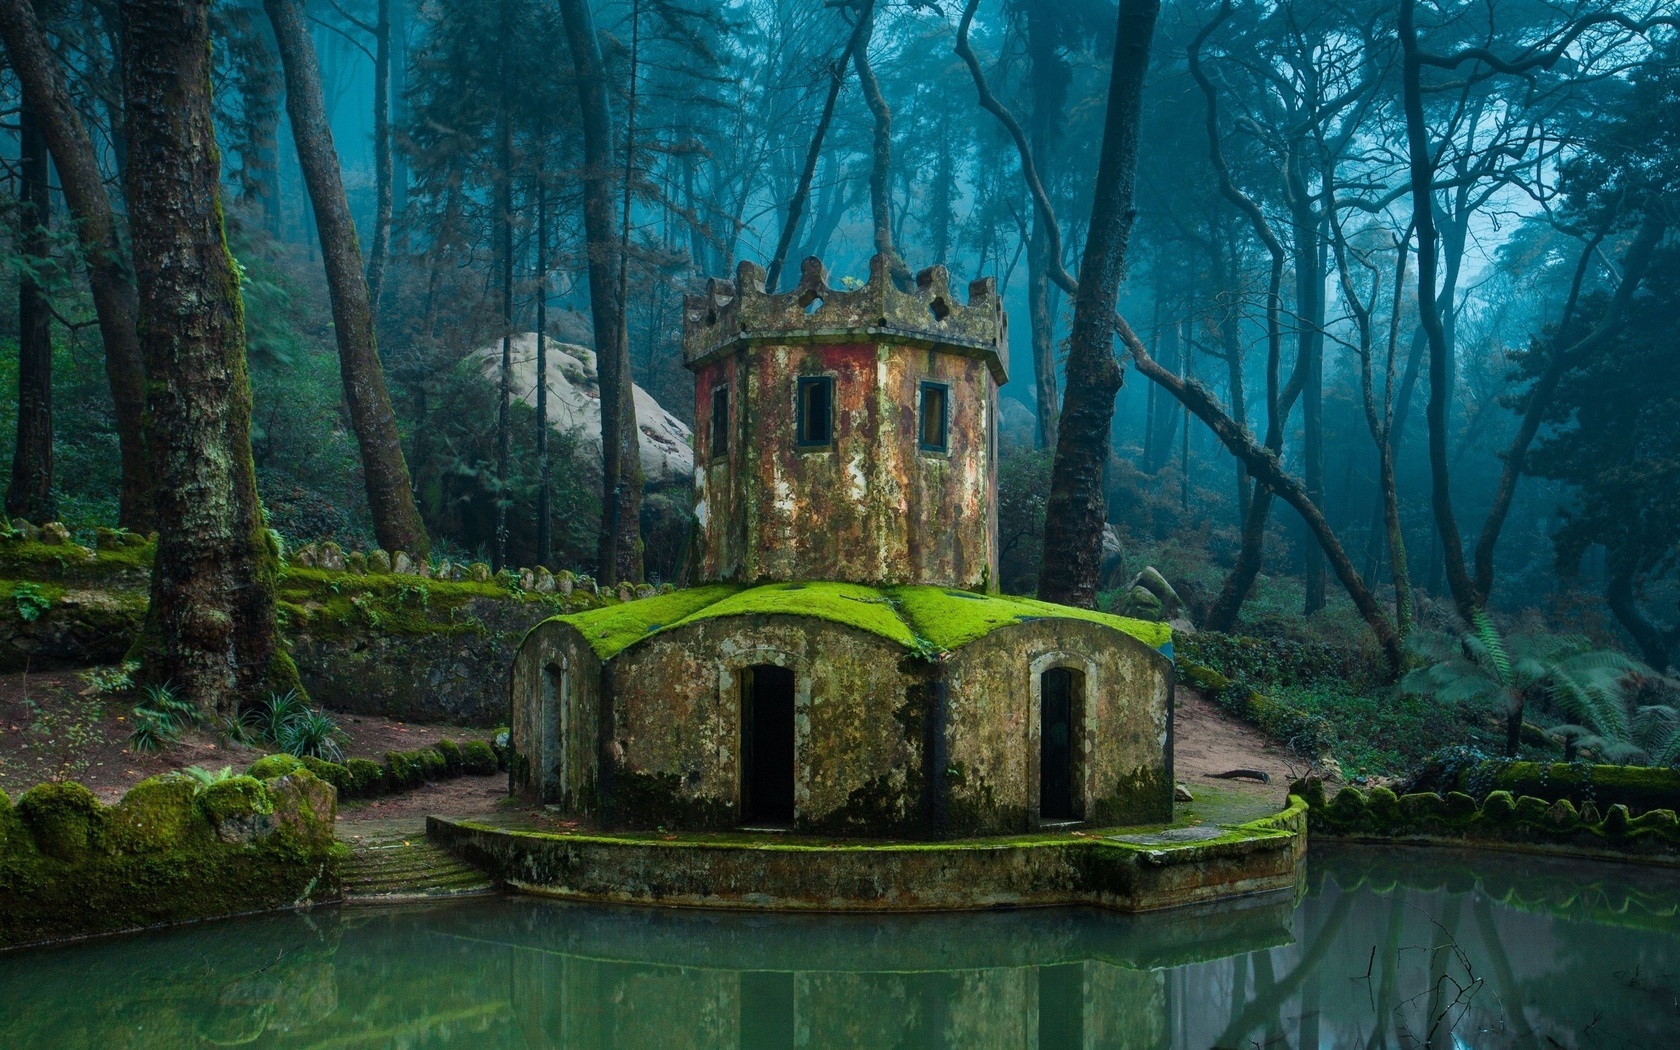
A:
[682,254,1009,385]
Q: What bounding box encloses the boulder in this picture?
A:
[556,570,575,595]
[471,334,694,486]
[368,549,392,574]
[317,542,346,573]
[392,551,415,575]
[38,522,71,546]
[534,568,556,593]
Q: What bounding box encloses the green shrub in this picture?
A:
[247,753,304,780]
[461,740,497,775]
[417,748,447,781]
[276,708,348,763]
[435,739,464,776]
[346,758,386,796]
[16,781,101,860]
[300,756,353,794]
[197,776,274,826]
[384,751,422,790]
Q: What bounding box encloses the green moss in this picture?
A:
[684,582,922,649]
[275,565,581,643]
[545,580,1173,663]
[198,776,275,825]
[891,586,1172,653]
[385,750,423,790]
[417,748,447,781]
[550,583,740,659]
[461,741,497,775]
[104,775,202,853]
[16,781,102,860]
[0,537,156,586]
[346,757,386,795]
[300,756,353,794]
[1463,761,1680,815]
[435,739,464,776]
[247,753,304,780]
[0,773,341,948]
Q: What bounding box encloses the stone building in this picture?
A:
[508,255,1173,838]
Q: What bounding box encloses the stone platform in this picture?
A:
[426,795,1306,914]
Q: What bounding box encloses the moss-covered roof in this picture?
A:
[549,582,1171,661]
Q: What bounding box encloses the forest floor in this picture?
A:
[0,668,1309,825]
[0,668,492,803]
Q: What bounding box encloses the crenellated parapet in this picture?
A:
[683,254,1008,384]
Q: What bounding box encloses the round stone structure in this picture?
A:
[507,255,1177,840]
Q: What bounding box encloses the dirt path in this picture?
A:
[1171,685,1312,809]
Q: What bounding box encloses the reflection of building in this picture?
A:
[510,255,1173,837]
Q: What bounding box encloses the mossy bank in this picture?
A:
[0,530,613,725]
[0,768,341,949]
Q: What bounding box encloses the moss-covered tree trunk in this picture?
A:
[0,0,153,531]
[7,70,53,523]
[122,0,296,714]
[265,0,429,561]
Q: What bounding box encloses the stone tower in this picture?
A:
[683,255,1009,589]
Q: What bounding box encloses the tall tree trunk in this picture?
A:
[365,0,392,313]
[8,74,53,523]
[765,0,870,294]
[558,0,641,585]
[1606,564,1673,672]
[1188,7,1287,631]
[1036,0,1161,608]
[122,0,297,712]
[1400,0,1477,622]
[1126,322,1402,673]
[1470,217,1663,602]
[0,0,153,531]
[851,2,902,275]
[1023,6,1066,451]
[391,0,408,219]
[535,177,552,568]
[265,0,430,560]
[495,0,513,572]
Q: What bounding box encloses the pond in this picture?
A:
[2,844,1677,1048]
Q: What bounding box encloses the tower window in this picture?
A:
[796,376,834,446]
[710,384,730,459]
[919,382,949,452]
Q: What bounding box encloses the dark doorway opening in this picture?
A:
[742,664,795,825]
[1040,667,1081,821]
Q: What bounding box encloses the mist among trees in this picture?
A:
[0,0,1677,710]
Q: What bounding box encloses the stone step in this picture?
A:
[340,835,496,903]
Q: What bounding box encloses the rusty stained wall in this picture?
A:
[693,341,997,589]
[942,620,1174,831]
[508,620,602,810]
[601,616,929,834]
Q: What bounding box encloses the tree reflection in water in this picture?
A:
[3,844,1679,1048]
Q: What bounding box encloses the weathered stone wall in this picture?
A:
[685,254,1005,591]
[693,341,998,590]
[512,610,1175,837]
[598,616,927,834]
[508,619,603,812]
[943,620,1174,831]
[0,543,602,726]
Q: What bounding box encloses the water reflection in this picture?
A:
[2,845,1679,1048]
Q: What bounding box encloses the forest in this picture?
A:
[0,0,1676,773]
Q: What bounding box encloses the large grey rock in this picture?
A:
[472,333,693,486]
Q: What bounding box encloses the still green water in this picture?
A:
[2,845,1677,1048]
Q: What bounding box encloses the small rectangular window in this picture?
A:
[710,385,730,458]
[919,381,949,452]
[796,376,833,446]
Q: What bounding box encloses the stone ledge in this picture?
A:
[425,797,1307,914]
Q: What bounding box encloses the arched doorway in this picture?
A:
[1040,667,1084,821]
[741,664,795,825]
